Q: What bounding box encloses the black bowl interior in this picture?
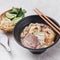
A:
[14,15,60,50]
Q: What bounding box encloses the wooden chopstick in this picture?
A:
[34,8,60,31]
[34,8,60,35]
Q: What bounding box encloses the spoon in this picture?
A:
[0,31,11,52]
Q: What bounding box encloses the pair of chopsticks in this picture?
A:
[34,8,60,35]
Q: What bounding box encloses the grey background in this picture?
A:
[0,0,60,60]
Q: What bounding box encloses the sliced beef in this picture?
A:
[21,33,41,49]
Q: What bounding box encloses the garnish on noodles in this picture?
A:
[21,23,55,49]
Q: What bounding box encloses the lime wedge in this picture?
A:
[6,12,16,19]
[12,17,23,24]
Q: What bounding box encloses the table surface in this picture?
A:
[0,0,60,60]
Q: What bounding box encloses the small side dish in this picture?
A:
[21,23,55,49]
[0,7,26,32]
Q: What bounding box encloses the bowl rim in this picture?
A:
[14,15,60,50]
